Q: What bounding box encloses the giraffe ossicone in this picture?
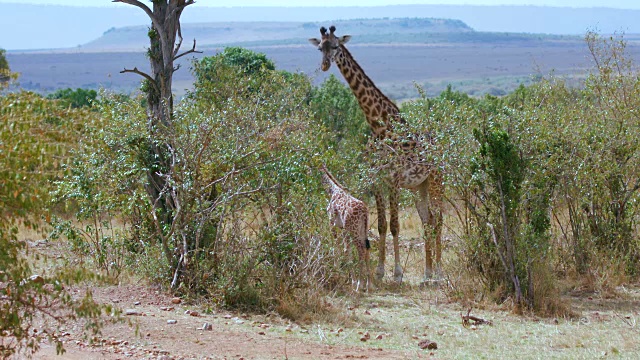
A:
[310,25,444,284]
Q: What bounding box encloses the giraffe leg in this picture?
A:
[374,189,387,280]
[414,182,434,281]
[330,226,338,252]
[360,216,374,291]
[389,186,403,283]
[355,242,366,292]
[364,244,374,291]
[429,176,444,280]
[342,231,349,255]
[431,207,443,279]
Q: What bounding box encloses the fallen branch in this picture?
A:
[461,308,493,327]
[614,311,637,331]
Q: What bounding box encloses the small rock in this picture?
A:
[189,311,199,317]
[29,275,45,284]
[364,310,371,315]
[202,323,213,331]
[258,331,266,335]
[376,334,384,340]
[418,339,438,350]
[125,309,141,316]
[167,320,177,325]
[134,301,141,306]
[360,332,371,342]
[171,297,181,304]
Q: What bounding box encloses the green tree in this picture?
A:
[471,124,528,304]
[0,48,17,89]
[309,74,368,146]
[403,84,561,313]
[571,31,640,275]
[192,47,277,110]
[46,87,98,108]
[214,46,275,73]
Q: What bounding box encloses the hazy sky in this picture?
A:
[2,0,638,50]
[0,0,639,9]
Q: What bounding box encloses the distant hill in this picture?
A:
[83,18,475,52]
[2,3,640,51]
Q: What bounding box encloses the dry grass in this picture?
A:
[201,281,640,359]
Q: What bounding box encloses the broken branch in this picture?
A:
[174,39,202,61]
[120,67,159,92]
[461,309,493,327]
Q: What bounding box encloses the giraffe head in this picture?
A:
[308,25,351,71]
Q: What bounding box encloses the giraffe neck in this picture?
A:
[334,45,403,138]
[321,169,347,197]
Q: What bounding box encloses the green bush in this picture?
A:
[402,32,640,311]
[46,88,98,108]
[51,49,358,318]
[0,92,112,358]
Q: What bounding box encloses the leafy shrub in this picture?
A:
[51,49,359,319]
[46,88,98,108]
[0,92,112,358]
[49,90,149,281]
[0,48,14,87]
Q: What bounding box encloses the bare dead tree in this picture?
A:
[114,0,202,265]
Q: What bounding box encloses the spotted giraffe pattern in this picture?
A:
[319,165,372,290]
[310,26,444,283]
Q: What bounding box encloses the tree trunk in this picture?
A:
[115,0,200,265]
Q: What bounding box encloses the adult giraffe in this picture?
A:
[309,25,443,283]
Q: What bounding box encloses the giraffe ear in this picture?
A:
[339,35,352,44]
[308,38,321,46]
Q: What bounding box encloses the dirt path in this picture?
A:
[32,285,417,360]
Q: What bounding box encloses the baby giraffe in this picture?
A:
[319,164,372,291]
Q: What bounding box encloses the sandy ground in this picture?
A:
[29,284,420,360]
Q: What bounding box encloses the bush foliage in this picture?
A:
[0,91,112,358]
[46,88,98,108]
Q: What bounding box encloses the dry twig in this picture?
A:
[461,308,493,327]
